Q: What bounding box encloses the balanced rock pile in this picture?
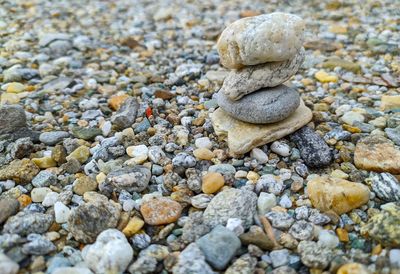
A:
[211,12,313,156]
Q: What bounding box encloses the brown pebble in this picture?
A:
[140,197,182,225]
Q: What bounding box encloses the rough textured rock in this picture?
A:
[0,105,27,135]
[361,203,400,247]
[354,135,400,174]
[297,241,333,269]
[172,243,214,274]
[102,166,151,193]
[0,159,40,185]
[203,188,257,229]
[196,225,241,270]
[68,201,120,243]
[3,212,53,236]
[217,12,305,69]
[221,48,305,101]
[217,85,300,124]
[210,100,312,156]
[290,126,333,167]
[307,176,370,215]
[82,229,133,274]
[140,197,182,225]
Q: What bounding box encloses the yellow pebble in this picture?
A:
[1,93,20,104]
[329,25,348,34]
[371,244,382,255]
[381,95,400,111]
[96,172,107,184]
[193,148,214,160]
[331,169,349,179]
[66,145,90,163]
[6,82,25,93]
[315,70,338,83]
[336,228,349,242]
[202,172,225,194]
[337,263,369,274]
[342,124,361,133]
[32,157,57,169]
[246,171,260,182]
[122,216,145,237]
[18,194,32,208]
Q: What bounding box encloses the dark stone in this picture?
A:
[0,198,19,224]
[290,126,333,167]
[0,105,27,135]
[111,97,139,129]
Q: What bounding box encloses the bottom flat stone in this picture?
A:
[210,100,312,156]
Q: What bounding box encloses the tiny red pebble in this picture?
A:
[145,107,152,118]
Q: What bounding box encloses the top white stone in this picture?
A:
[217,12,305,69]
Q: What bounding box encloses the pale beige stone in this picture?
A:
[381,95,400,111]
[354,135,400,174]
[217,12,305,69]
[210,100,312,156]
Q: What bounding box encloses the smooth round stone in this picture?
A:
[217,12,305,69]
[217,85,300,124]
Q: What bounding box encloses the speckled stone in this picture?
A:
[361,203,400,247]
[368,172,400,202]
[217,12,305,69]
[217,85,300,124]
[203,188,257,229]
[68,201,120,243]
[221,48,305,101]
[140,197,182,225]
[290,126,333,167]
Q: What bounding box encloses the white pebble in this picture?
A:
[54,202,71,223]
[126,145,148,164]
[318,230,339,249]
[279,195,292,208]
[270,141,291,157]
[390,249,400,268]
[101,121,112,137]
[31,187,52,203]
[226,218,244,236]
[257,192,277,215]
[195,137,213,149]
[42,192,59,207]
[250,148,268,164]
[341,111,365,125]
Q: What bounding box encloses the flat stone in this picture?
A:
[217,12,305,69]
[307,176,370,215]
[101,166,151,193]
[196,225,241,270]
[221,48,305,101]
[3,212,53,236]
[290,126,333,167]
[217,85,300,124]
[203,188,257,229]
[0,105,27,135]
[210,100,312,156]
[39,131,70,145]
[322,57,361,73]
[354,135,400,174]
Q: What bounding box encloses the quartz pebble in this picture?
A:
[202,172,225,194]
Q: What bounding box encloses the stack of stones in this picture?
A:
[211,12,313,156]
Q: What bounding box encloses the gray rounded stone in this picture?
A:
[217,85,300,124]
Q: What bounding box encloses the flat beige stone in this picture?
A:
[210,100,312,156]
